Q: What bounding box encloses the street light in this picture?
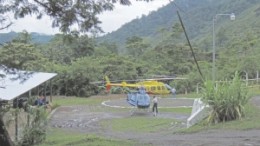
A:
[212,13,235,82]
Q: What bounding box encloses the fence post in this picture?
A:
[257,71,259,84]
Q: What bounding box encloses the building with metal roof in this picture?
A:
[0,69,57,101]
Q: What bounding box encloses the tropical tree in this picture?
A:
[40,34,74,64]
[125,36,150,57]
[0,32,47,71]
[98,41,119,55]
[0,32,49,146]
[0,0,151,34]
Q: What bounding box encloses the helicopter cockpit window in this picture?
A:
[162,86,166,90]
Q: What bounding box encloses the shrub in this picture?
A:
[18,107,47,146]
[202,71,249,124]
[110,87,124,94]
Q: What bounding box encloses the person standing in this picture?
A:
[171,87,176,98]
[152,96,158,116]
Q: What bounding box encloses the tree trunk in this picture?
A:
[0,116,14,146]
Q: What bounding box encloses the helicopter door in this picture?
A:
[146,86,150,92]
[151,86,156,93]
[157,86,161,94]
[161,86,166,93]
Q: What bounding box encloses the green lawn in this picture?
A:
[44,92,260,145]
[159,107,192,114]
[37,129,145,146]
[101,116,177,133]
[52,96,105,106]
[177,100,260,133]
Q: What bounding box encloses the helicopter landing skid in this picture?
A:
[130,107,136,116]
[129,107,150,116]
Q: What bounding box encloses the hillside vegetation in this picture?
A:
[0,31,53,44]
[98,0,260,52]
[0,0,260,97]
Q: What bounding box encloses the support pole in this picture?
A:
[246,72,248,86]
[15,98,18,141]
[196,83,199,94]
[176,11,204,80]
[27,90,31,126]
[212,17,216,82]
[44,82,47,101]
[50,79,53,103]
[257,71,259,84]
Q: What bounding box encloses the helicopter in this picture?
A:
[91,76,186,113]
[126,86,150,109]
[104,76,186,95]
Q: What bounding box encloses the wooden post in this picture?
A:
[27,90,31,126]
[15,98,18,141]
[50,79,53,102]
[44,82,47,102]
[37,86,39,96]
[257,71,259,84]
[246,72,248,86]
[196,83,199,94]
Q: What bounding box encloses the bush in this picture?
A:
[110,87,123,94]
[202,71,249,124]
[18,107,47,146]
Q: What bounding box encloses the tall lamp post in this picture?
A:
[212,13,235,82]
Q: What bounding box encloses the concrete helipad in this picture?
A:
[102,97,194,108]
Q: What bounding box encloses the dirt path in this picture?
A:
[49,96,260,146]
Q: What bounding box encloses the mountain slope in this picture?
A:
[0,31,53,44]
[98,0,259,52]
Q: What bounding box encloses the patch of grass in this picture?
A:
[248,86,260,96]
[52,96,105,106]
[177,93,201,98]
[37,128,145,146]
[160,93,201,99]
[159,107,192,114]
[101,117,176,133]
[177,102,260,133]
[213,104,260,130]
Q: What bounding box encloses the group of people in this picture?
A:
[34,95,48,106]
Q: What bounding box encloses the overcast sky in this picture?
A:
[1,0,170,35]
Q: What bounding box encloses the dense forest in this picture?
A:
[1,0,260,97]
[0,31,53,44]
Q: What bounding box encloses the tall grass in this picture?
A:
[202,72,249,124]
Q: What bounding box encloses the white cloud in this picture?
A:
[3,15,60,35]
[99,1,170,33]
[1,0,170,35]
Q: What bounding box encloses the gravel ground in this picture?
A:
[49,95,260,146]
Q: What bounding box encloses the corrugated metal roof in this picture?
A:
[0,69,57,101]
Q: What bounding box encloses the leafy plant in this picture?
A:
[202,72,249,124]
[110,87,124,94]
[18,107,48,146]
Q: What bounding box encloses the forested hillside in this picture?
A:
[98,0,260,52]
[1,0,260,97]
[0,31,53,44]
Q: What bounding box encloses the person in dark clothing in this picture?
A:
[34,95,45,106]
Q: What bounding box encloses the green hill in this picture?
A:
[0,31,53,44]
[98,0,260,52]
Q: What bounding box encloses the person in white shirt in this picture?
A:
[152,96,158,116]
[171,88,176,98]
